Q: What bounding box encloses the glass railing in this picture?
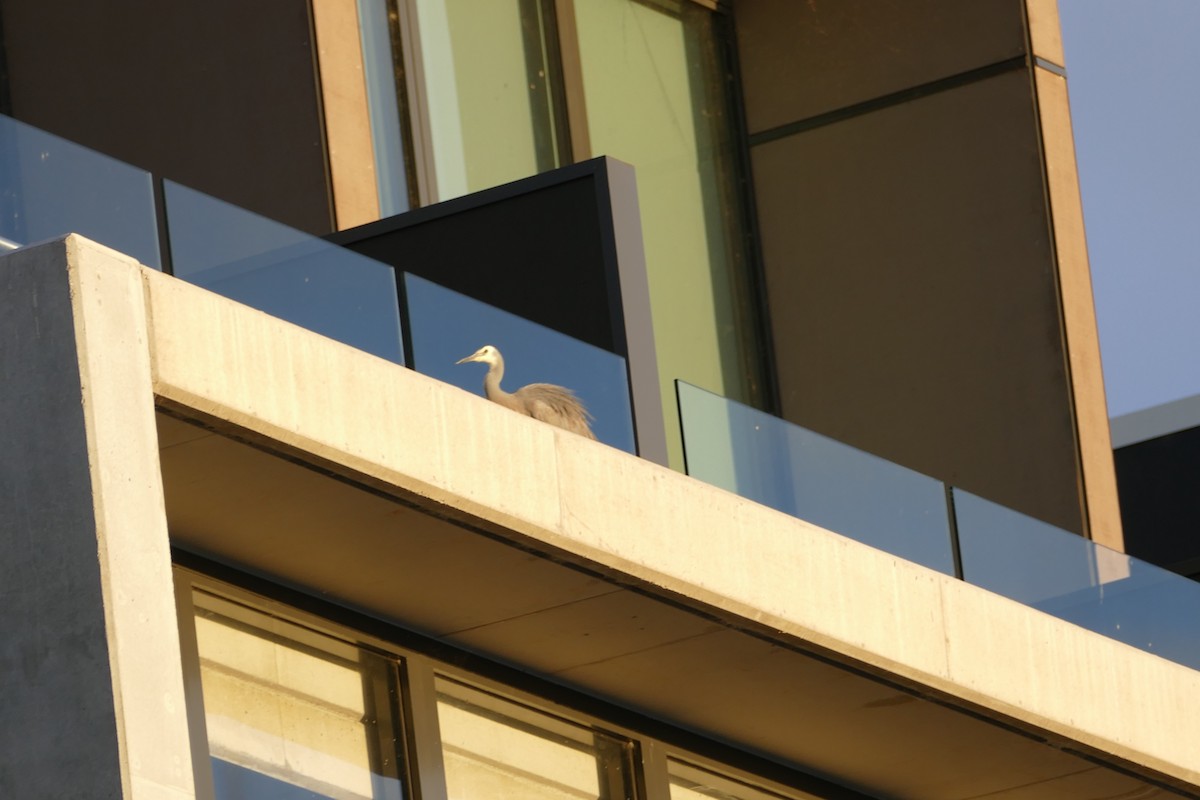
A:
[406,273,636,453]
[678,382,1200,672]
[163,180,405,365]
[955,489,1200,669]
[0,114,160,267]
[13,110,1194,672]
[0,112,641,451]
[677,381,956,575]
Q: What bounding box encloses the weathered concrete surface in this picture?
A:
[0,237,194,798]
[145,259,1200,792]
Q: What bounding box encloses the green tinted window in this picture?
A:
[575,0,764,465]
[414,0,569,200]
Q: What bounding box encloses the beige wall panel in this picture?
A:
[1033,66,1123,550]
[1025,0,1066,67]
[734,0,1026,133]
[312,0,382,229]
[751,68,1085,534]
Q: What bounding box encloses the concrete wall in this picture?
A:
[0,238,195,798]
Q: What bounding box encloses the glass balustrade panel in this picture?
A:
[405,272,635,453]
[954,488,1200,670]
[164,180,404,364]
[678,382,956,575]
[0,113,160,267]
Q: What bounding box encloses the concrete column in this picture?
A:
[0,236,195,798]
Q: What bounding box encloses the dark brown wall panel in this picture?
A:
[734,0,1027,134]
[751,68,1084,533]
[0,0,333,234]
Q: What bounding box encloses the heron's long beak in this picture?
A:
[456,351,481,365]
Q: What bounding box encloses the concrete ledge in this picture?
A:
[1,236,195,799]
[140,250,1200,790]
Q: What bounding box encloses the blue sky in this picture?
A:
[1059,1,1200,419]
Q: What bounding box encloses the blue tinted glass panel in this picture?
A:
[0,114,160,267]
[954,488,1200,670]
[678,382,956,575]
[954,489,1097,606]
[164,181,404,364]
[404,273,635,454]
[212,758,330,800]
[211,757,405,800]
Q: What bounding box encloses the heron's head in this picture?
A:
[456,344,501,366]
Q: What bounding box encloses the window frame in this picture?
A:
[174,562,848,800]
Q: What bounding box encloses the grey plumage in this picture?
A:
[456,345,596,439]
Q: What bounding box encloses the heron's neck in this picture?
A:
[483,359,506,401]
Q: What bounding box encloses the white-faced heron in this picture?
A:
[456,345,596,439]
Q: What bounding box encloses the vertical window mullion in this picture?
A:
[551,0,592,163]
[360,655,409,800]
[639,739,674,800]
[390,0,439,205]
[399,657,451,800]
[172,573,219,800]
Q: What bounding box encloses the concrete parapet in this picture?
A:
[0,237,195,798]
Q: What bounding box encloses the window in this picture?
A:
[189,591,407,799]
[379,0,767,467]
[669,760,807,800]
[436,677,635,800]
[408,0,571,201]
[178,573,828,800]
[574,0,767,423]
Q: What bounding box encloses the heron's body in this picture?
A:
[457,345,596,439]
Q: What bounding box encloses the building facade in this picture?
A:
[1,1,1198,799]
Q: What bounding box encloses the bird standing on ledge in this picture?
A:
[456,345,596,439]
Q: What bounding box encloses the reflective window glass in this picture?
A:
[192,593,406,800]
[413,0,568,201]
[670,760,819,800]
[575,0,764,465]
[435,677,634,800]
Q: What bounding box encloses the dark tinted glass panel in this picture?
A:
[405,273,635,453]
[678,382,956,575]
[0,113,160,267]
[164,181,404,364]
